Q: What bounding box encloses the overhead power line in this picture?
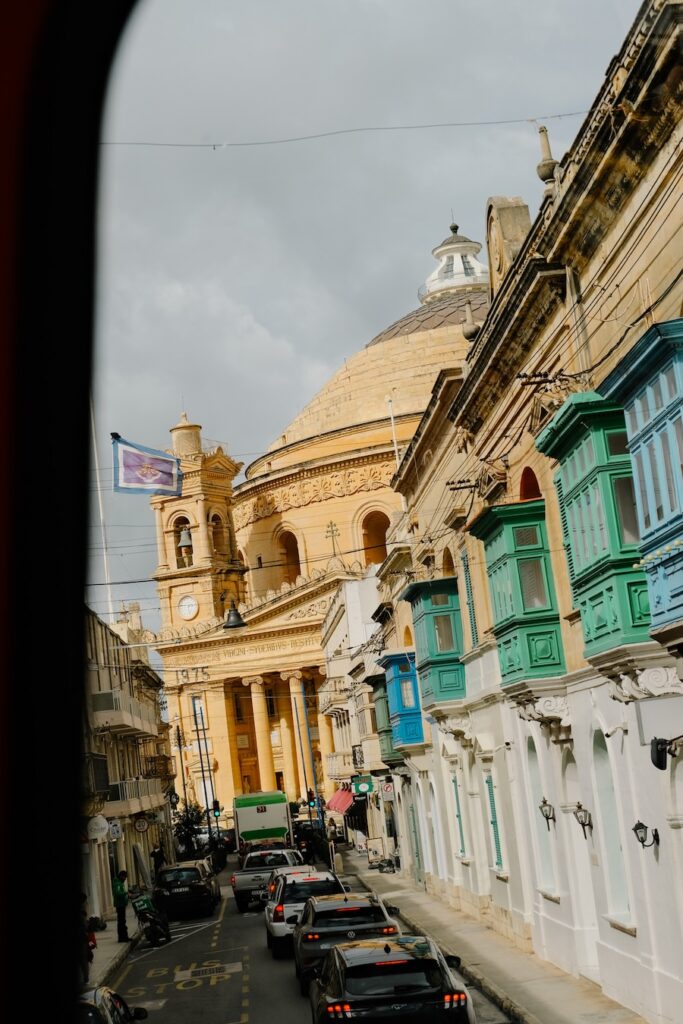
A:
[101,109,587,150]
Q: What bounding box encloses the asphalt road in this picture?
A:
[110,860,509,1024]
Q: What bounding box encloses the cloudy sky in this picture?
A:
[87,0,642,630]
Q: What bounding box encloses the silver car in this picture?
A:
[263,869,347,958]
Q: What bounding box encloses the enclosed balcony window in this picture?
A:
[518,558,549,610]
[433,613,456,651]
[613,477,640,545]
[400,677,416,707]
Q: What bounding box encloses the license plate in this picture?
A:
[173,886,190,893]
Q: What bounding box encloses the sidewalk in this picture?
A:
[87,901,141,990]
[340,848,646,1024]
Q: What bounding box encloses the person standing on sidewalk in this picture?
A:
[150,843,165,880]
[113,870,129,942]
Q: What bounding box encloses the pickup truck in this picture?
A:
[230,848,303,912]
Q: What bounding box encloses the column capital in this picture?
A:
[316,665,327,679]
[280,670,303,683]
[243,675,264,688]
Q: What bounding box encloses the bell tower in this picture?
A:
[151,412,247,631]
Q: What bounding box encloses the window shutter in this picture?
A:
[484,773,503,869]
[555,477,576,591]
[461,553,479,646]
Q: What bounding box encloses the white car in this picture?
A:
[263,868,347,958]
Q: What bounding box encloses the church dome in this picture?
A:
[243,225,489,480]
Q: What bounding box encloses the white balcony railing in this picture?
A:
[91,689,159,736]
[326,750,355,780]
[318,677,352,714]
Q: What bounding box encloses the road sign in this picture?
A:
[352,775,374,795]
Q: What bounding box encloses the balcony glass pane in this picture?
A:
[431,592,449,606]
[614,477,640,545]
[625,403,637,436]
[400,677,416,707]
[433,614,455,652]
[513,525,539,548]
[518,558,549,610]
[652,378,663,412]
[665,364,677,403]
[645,439,664,521]
[660,429,678,513]
[633,449,651,530]
[607,431,628,456]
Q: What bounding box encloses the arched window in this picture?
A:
[442,547,455,576]
[520,467,542,500]
[527,737,555,890]
[593,730,630,916]
[174,517,193,569]
[362,511,390,566]
[210,514,227,558]
[403,626,413,647]
[279,531,301,584]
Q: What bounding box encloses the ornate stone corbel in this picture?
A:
[609,665,683,703]
[514,694,572,745]
[440,714,474,749]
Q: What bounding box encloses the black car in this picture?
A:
[293,892,401,995]
[79,986,148,1024]
[153,859,221,918]
[309,936,475,1023]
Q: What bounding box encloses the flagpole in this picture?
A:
[90,394,114,621]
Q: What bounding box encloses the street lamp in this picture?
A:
[538,797,555,831]
[632,820,659,848]
[573,802,592,839]
[173,717,188,807]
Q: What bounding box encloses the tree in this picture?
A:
[173,801,204,858]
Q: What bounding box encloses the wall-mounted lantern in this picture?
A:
[632,820,659,848]
[539,797,555,831]
[573,802,592,839]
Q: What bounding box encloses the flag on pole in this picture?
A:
[112,435,183,495]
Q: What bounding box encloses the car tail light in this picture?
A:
[230,875,236,887]
[273,904,285,922]
[381,926,397,934]
[443,992,467,1009]
[269,883,276,893]
[325,1004,351,1018]
[303,932,320,941]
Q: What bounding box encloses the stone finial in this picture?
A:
[462,299,480,343]
[536,126,558,194]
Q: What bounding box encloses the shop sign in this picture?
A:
[87,814,109,843]
[352,775,374,795]
[109,819,122,840]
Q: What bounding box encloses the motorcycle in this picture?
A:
[129,889,172,947]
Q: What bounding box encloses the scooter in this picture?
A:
[130,889,172,947]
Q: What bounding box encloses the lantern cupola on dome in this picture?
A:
[419,223,488,304]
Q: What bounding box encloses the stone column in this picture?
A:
[276,686,299,801]
[153,505,169,570]
[224,686,243,796]
[317,705,334,800]
[244,676,276,791]
[196,495,212,565]
[204,684,238,814]
[283,671,315,798]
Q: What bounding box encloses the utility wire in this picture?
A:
[101,110,587,150]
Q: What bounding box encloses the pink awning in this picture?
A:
[327,789,354,814]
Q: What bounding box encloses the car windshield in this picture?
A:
[344,960,443,996]
[158,868,200,884]
[314,905,387,925]
[283,878,343,900]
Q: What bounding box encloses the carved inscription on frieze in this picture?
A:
[233,460,395,529]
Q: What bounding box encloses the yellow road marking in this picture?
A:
[112,963,133,989]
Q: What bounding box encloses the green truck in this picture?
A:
[233,790,292,847]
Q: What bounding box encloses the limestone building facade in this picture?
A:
[150,226,487,823]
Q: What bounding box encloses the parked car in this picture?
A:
[263,869,347,958]
[79,986,148,1024]
[231,848,303,911]
[153,859,221,918]
[309,936,476,1023]
[293,892,401,994]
